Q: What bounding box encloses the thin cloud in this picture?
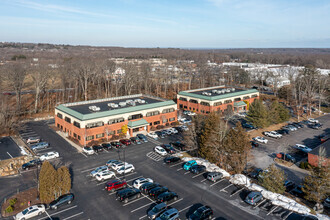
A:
[207,0,228,7]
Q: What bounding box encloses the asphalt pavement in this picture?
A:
[0,137,22,160]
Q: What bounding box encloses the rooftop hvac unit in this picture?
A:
[134,98,141,102]
[202,92,208,95]
[89,105,100,112]
[119,102,127,107]
[226,89,231,93]
[221,89,226,92]
[139,99,146,104]
[216,90,222,94]
[108,103,119,108]
[231,88,235,91]
[212,90,218,93]
[126,99,133,104]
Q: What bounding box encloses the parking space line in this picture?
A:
[80,166,103,173]
[267,205,279,216]
[210,179,225,187]
[139,214,147,220]
[230,187,244,197]
[170,163,182,167]
[167,198,183,207]
[131,201,155,212]
[80,152,88,158]
[192,172,205,178]
[117,172,138,178]
[126,175,143,183]
[219,183,233,192]
[184,171,190,175]
[178,205,193,213]
[62,212,84,220]
[6,152,13,158]
[254,198,267,209]
[201,179,207,183]
[123,196,147,206]
[37,205,78,220]
[177,168,183,171]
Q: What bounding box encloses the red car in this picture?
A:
[105,180,127,192]
[120,139,131,146]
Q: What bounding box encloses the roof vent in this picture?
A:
[212,90,218,93]
[226,89,231,93]
[231,88,235,91]
[89,105,101,112]
[108,103,119,108]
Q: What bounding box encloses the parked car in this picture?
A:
[190,165,206,174]
[168,128,178,134]
[117,164,135,174]
[30,142,49,151]
[292,144,312,153]
[92,145,104,153]
[323,197,330,209]
[116,188,141,203]
[183,160,197,171]
[163,129,172,136]
[307,118,319,123]
[242,123,255,129]
[253,136,268,144]
[284,180,296,192]
[264,131,282,139]
[106,159,119,167]
[290,185,305,198]
[83,146,95,155]
[105,180,127,192]
[26,137,40,144]
[276,129,290,135]
[170,141,186,151]
[120,139,131,146]
[154,146,167,156]
[161,144,176,154]
[155,131,165,138]
[130,137,142,144]
[156,192,178,203]
[49,193,74,209]
[181,125,189,131]
[249,168,263,179]
[101,143,112,151]
[164,156,181,164]
[147,202,167,220]
[245,191,263,206]
[290,123,301,129]
[90,165,109,177]
[155,208,179,220]
[110,141,122,148]
[147,132,159,140]
[141,182,161,194]
[207,172,223,182]
[112,162,129,171]
[309,123,323,130]
[133,177,153,189]
[137,134,148,142]
[39,151,59,161]
[95,170,115,181]
[15,205,45,220]
[293,122,304,128]
[149,186,169,199]
[22,159,42,170]
[276,153,296,163]
[181,118,192,124]
[250,141,259,148]
[188,205,213,220]
[174,126,183,133]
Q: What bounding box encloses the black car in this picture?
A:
[290,123,301,129]
[49,194,74,209]
[309,123,322,129]
[155,131,165,138]
[111,141,122,148]
[22,159,42,170]
[250,141,259,148]
[174,126,183,133]
[242,123,255,129]
[164,156,181,164]
[284,180,296,192]
[116,188,141,203]
[92,145,104,153]
[276,129,289,135]
[249,168,263,179]
[161,144,176,154]
[290,185,305,198]
[170,141,186,151]
[149,187,169,199]
[190,165,206,174]
[277,152,296,163]
[141,183,161,195]
[101,143,112,151]
[188,205,213,220]
[156,192,178,203]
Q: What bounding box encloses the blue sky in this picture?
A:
[0,0,329,48]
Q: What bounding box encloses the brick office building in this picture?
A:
[177,86,259,114]
[308,140,329,167]
[55,94,177,145]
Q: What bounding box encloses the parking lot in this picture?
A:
[0,136,22,160]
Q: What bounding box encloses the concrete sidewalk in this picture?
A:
[56,131,82,153]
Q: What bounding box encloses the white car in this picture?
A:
[253,136,268,144]
[147,132,159,140]
[237,112,247,118]
[112,162,129,171]
[292,144,312,153]
[26,137,40,144]
[264,131,282,139]
[39,151,59,161]
[83,146,95,155]
[95,170,115,181]
[182,119,192,124]
[154,146,167,156]
[90,165,109,177]
[117,164,135,174]
[181,125,189,131]
[133,177,153,189]
[168,128,178,134]
[15,205,45,220]
[187,112,196,116]
[308,118,319,124]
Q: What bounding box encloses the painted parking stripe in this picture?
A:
[126,175,143,183]
[80,152,88,158]
[170,163,182,167]
[62,212,84,220]
[201,179,207,183]
[219,183,234,192]
[177,168,183,171]
[7,152,13,158]
[167,198,183,207]
[192,172,205,178]
[131,201,155,213]
[139,214,147,219]
[37,205,78,220]
[116,172,138,178]
[184,171,190,175]
[210,179,225,187]
[123,196,147,206]
[178,205,193,213]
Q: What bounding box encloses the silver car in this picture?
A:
[30,142,49,151]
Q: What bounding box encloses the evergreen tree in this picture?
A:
[259,164,286,194]
[277,102,290,122]
[268,100,281,124]
[183,114,205,156]
[39,161,57,203]
[57,166,71,197]
[247,99,269,128]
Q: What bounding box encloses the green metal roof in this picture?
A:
[56,100,176,121]
[178,89,258,101]
[127,119,149,128]
[234,101,247,107]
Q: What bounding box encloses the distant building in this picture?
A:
[55,94,177,145]
[308,140,329,167]
[177,85,259,115]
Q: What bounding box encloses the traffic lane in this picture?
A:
[0,136,22,160]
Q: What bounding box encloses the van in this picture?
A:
[207,172,223,182]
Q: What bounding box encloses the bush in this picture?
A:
[150,126,156,131]
[9,198,17,206]
[110,135,119,140]
[165,123,170,127]
[171,121,180,126]
[5,205,14,213]
[156,125,164,129]
[119,133,126,138]
[300,161,312,170]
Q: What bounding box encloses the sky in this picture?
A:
[0,0,330,48]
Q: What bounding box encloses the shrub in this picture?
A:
[5,205,14,213]
[299,161,312,170]
[110,135,119,140]
[165,123,170,127]
[119,133,126,138]
[171,121,179,126]
[9,198,17,206]
[156,125,164,129]
[150,126,156,131]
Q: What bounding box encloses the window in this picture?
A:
[96,133,104,138]
[234,97,241,102]
[189,99,198,104]
[154,121,160,125]
[78,135,81,140]
[243,96,250,100]
[146,111,160,117]
[162,118,168,123]
[162,108,175,114]
[189,107,191,110]
[57,113,63,119]
[200,102,210,106]
[224,100,232,104]
[214,101,222,106]
[169,117,175,122]
[179,97,187,101]
[251,94,258,98]
[86,121,104,129]
[117,129,122,134]
[184,106,187,109]
[86,135,94,141]
[128,114,143,120]
[108,117,124,124]
[206,111,210,114]
[73,121,80,128]
[73,133,77,138]
[179,104,183,109]
[64,116,71,123]
[57,123,60,128]
[108,130,115,136]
